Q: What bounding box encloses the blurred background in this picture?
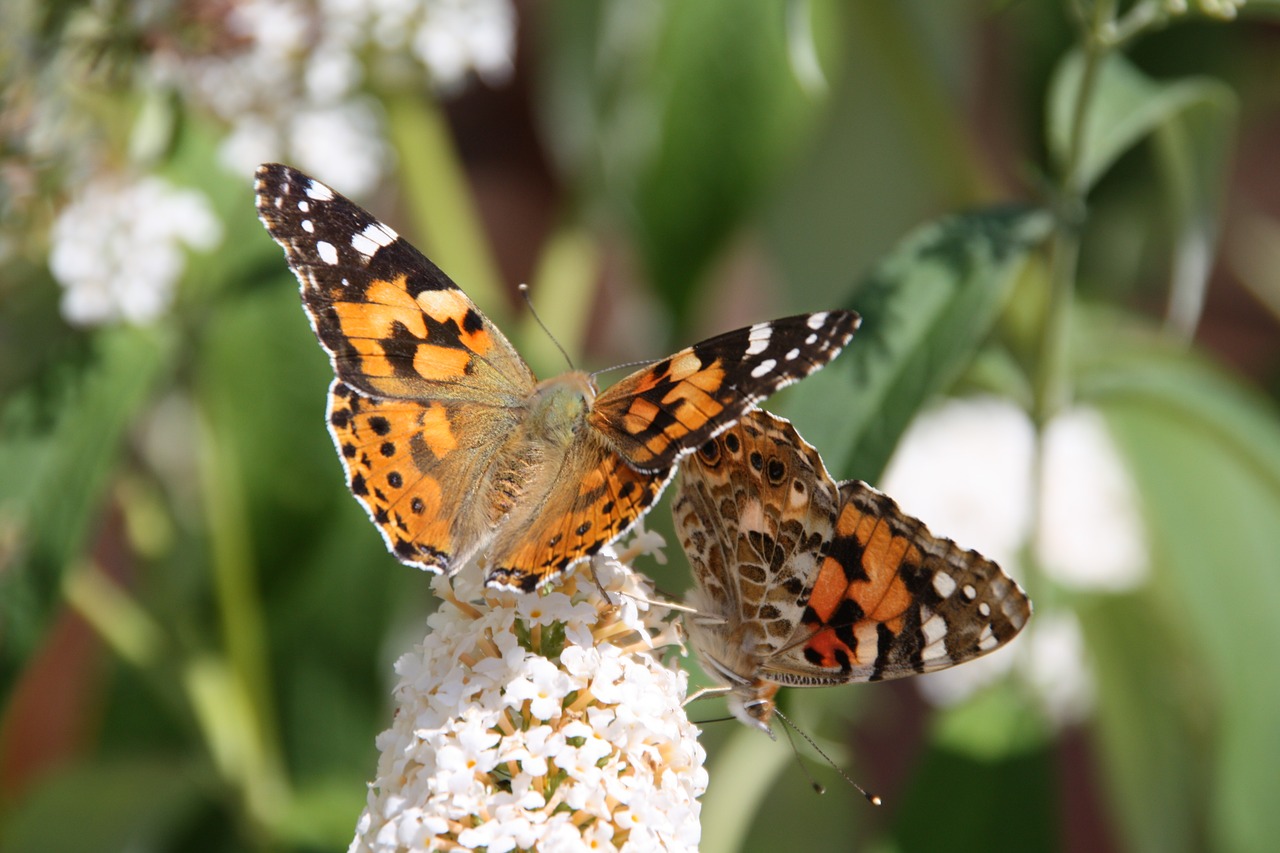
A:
[3,1,1280,851]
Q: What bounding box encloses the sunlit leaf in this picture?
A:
[781,207,1051,482]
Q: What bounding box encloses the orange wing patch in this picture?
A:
[486,445,670,592]
[328,382,458,570]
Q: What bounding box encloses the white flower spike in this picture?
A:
[350,533,707,852]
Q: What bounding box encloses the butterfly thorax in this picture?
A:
[527,371,598,444]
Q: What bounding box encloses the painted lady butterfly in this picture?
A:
[674,409,1031,733]
[254,164,860,591]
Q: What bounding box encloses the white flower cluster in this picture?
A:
[351,533,706,853]
[149,0,515,194]
[49,174,222,327]
[879,396,1148,724]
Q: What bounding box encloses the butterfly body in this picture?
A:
[256,164,859,590]
[675,409,1031,733]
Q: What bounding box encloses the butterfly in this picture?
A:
[673,408,1032,733]
[254,164,860,591]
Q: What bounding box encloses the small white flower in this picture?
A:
[350,536,706,852]
[49,174,222,327]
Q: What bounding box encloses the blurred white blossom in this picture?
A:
[879,396,1036,573]
[147,0,515,194]
[49,175,222,327]
[881,396,1146,723]
[1036,407,1149,592]
[350,533,705,852]
[1017,610,1095,727]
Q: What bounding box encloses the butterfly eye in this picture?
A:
[766,457,786,484]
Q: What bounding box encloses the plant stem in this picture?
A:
[1033,1,1114,427]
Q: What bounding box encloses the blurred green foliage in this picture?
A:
[4,1,1280,851]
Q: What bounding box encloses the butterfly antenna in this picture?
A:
[590,358,658,384]
[518,283,575,370]
[774,708,882,806]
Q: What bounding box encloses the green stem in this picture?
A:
[198,415,290,834]
[385,93,508,325]
[1033,1,1114,427]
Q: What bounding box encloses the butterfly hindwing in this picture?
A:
[676,409,1032,731]
[782,481,1032,684]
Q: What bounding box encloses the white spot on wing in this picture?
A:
[363,222,398,246]
[932,571,957,599]
[316,240,338,265]
[298,200,310,213]
[352,222,398,258]
[962,584,977,601]
[921,612,948,646]
[978,602,991,617]
[745,323,772,355]
[785,347,800,360]
[305,180,335,201]
[750,358,777,379]
[806,312,829,330]
[351,232,378,258]
[301,219,314,233]
[804,333,817,345]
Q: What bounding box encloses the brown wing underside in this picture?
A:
[765,481,1032,686]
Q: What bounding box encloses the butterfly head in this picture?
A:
[727,682,781,738]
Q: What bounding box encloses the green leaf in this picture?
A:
[697,725,812,853]
[1047,51,1235,195]
[780,207,1051,482]
[538,0,827,329]
[635,0,823,324]
[1151,82,1236,336]
[1086,336,1280,853]
[1077,593,1212,853]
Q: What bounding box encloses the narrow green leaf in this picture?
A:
[1151,84,1236,336]
[781,207,1051,482]
[385,94,508,326]
[1048,51,1235,194]
[889,738,1057,853]
[698,726,798,853]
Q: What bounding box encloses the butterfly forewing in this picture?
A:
[255,163,534,404]
[593,312,860,472]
